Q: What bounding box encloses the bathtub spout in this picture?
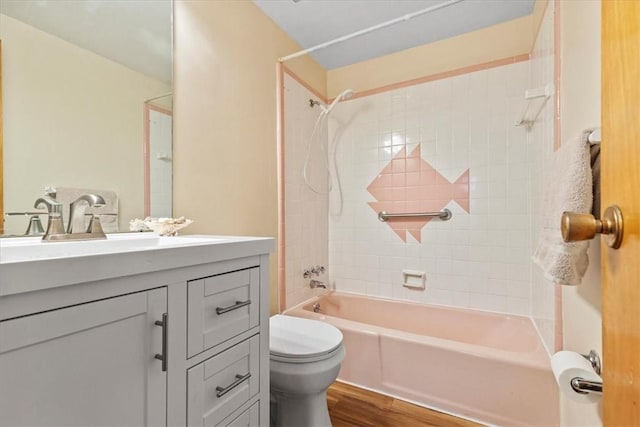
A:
[310,280,327,289]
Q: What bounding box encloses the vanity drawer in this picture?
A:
[188,268,259,357]
[187,335,260,427]
[218,401,259,427]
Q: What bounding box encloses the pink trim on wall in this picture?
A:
[334,54,530,103]
[144,105,150,217]
[281,65,328,105]
[554,283,563,351]
[143,103,173,218]
[147,103,172,116]
[553,0,562,152]
[276,62,286,313]
[552,0,564,351]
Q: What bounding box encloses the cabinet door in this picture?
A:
[0,288,167,426]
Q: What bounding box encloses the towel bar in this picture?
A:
[378,209,452,222]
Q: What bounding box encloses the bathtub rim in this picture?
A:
[283,290,552,370]
[285,289,535,321]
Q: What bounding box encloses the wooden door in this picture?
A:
[0,288,167,426]
[602,1,640,424]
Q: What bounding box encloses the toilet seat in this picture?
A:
[270,315,343,363]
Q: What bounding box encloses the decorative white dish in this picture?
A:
[129,216,193,236]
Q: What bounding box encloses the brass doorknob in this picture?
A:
[561,205,624,249]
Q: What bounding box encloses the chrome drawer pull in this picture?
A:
[215,372,251,398]
[215,299,251,315]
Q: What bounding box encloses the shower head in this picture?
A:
[323,88,354,114]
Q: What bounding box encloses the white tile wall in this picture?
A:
[327,61,532,315]
[283,38,559,332]
[283,74,329,309]
[529,0,558,354]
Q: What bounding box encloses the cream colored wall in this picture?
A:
[172,0,326,315]
[559,1,603,425]
[326,0,547,98]
[1,14,170,234]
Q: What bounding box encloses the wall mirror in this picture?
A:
[0,0,173,235]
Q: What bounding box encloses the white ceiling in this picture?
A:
[1,0,172,84]
[254,0,535,70]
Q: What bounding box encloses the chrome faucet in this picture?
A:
[34,196,66,240]
[35,193,107,241]
[309,279,327,289]
[67,194,106,234]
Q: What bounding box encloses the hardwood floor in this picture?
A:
[327,382,483,427]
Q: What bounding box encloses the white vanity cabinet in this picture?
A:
[0,235,273,427]
[0,288,168,427]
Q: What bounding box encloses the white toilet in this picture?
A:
[269,314,345,427]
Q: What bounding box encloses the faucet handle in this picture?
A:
[25,215,45,235]
[44,186,57,198]
[303,265,326,278]
[87,215,106,238]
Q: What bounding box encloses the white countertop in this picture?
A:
[0,233,274,297]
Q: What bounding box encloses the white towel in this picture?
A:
[532,129,595,286]
[54,187,119,233]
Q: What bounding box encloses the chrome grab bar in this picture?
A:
[378,208,452,222]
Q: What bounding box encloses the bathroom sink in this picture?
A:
[0,233,224,263]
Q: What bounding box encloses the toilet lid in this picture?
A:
[270,315,343,360]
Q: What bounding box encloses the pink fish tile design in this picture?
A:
[367,145,470,242]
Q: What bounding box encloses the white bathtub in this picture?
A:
[285,292,559,426]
